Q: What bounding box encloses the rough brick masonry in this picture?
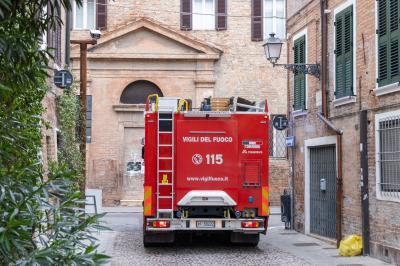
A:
[287,0,400,264]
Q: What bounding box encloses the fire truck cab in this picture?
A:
[143,96,270,246]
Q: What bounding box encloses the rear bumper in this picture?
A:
[145,218,266,233]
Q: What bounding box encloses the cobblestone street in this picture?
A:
[97,209,391,266]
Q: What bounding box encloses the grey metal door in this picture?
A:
[310,145,336,239]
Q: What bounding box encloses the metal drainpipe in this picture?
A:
[319,0,343,248]
[336,134,343,248]
[65,4,71,66]
[286,35,295,231]
[321,0,328,117]
[360,110,370,255]
[316,112,343,248]
[290,112,295,231]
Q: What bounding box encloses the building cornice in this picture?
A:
[71,52,220,60]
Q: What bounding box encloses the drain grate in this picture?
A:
[323,247,337,250]
[293,242,320,247]
[280,232,299,235]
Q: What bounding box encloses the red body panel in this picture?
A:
[144,112,269,217]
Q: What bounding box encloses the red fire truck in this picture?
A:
[143,96,270,246]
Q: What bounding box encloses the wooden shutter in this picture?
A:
[293,36,306,111]
[55,18,62,65]
[389,0,399,83]
[181,0,192,30]
[96,0,107,30]
[378,0,400,87]
[216,0,227,30]
[251,0,263,41]
[46,3,54,48]
[335,6,353,98]
[47,2,61,66]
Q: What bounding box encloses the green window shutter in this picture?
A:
[389,0,399,82]
[378,0,400,87]
[294,35,306,111]
[335,5,353,99]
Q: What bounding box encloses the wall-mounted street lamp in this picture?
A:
[263,33,321,79]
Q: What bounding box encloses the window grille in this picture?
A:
[269,116,287,158]
[377,113,400,199]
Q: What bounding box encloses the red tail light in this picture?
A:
[152,220,170,228]
[241,221,260,228]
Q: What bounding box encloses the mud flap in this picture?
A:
[230,232,260,246]
[143,231,175,247]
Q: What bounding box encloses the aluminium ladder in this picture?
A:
[156,110,175,218]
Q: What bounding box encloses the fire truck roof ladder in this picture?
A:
[156,109,175,219]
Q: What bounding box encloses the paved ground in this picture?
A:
[95,208,392,266]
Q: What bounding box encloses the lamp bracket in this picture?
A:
[273,63,321,79]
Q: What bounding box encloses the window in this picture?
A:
[120,80,163,104]
[377,0,400,87]
[264,0,286,39]
[46,136,53,162]
[193,0,215,30]
[74,0,96,29]
[46,4,62,65]
[293,35,306,111]
[376,110,400,201]
[269,117,287,158]
[335,5,354,99]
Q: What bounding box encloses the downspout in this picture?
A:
[360,34,370,256]
[316,113,342,135]
[285,0,295,230]
[360,110,370,255]
[321,0,328,117]
[319,0,343,248]
[316,113,343,248]
[65,2,71,66]
[335,133,343,248]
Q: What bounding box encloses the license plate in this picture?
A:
[196,221,215,228]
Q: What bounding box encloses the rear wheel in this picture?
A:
[230,232,260,246]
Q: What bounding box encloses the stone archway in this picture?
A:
[119,80,163,206]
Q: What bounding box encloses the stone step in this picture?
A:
[120,199,143,207]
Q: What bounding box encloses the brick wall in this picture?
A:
[105,0,288,114]
[42,7,68,172]
[287,0,400,263]
[269,159,290,207]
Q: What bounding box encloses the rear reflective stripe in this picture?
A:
[261,186,269,216]
[144,186,152,216]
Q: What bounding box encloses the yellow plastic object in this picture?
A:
[178,99,189,112]
[339,235,363,257]
[147,94,159,112]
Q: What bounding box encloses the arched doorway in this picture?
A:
[120,80,163,205]
[120,80,163,104]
